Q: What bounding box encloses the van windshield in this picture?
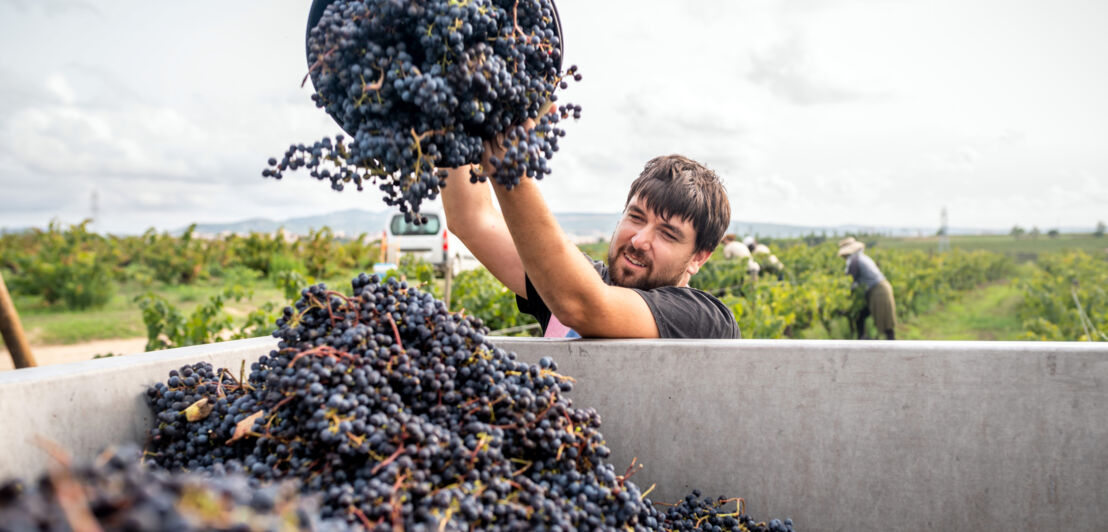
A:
[390,214,441,236]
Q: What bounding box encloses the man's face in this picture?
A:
[606,195,712,290]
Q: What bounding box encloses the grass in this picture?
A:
[11,269,374,346]
[871,233,1108,261]
[898,280,1025,341]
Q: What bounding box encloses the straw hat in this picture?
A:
[838,239,865,257]
[742,236,755,247]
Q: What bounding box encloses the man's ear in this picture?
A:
[686,248,713,276]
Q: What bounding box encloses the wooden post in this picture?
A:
[0,271,37,368]
[379,230,387,263]
[443,255,454,311]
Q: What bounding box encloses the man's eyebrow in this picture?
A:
[627,203,688,239]
[659,220,686,239]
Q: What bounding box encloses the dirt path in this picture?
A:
[1,337,148,372]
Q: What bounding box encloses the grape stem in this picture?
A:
[389,470,410,532]
[614,456,643,493]
[48,465,102,532]
[351,507,376,530]
[285,345,358,368]
[385,312,406,351]
[371,437,408,475]
[301,45,339,88]
[510,0,554,53]
[305,292,340,327]
[409,127,447,181]
[354,68,387,107]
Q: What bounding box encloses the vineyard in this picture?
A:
[0,221,536,353]
[2,222,1106,360]
[691,240,1020,340]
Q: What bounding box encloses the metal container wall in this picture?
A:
[2,337,1106,531]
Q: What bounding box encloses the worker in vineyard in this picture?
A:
[722,234,746,260]
[838,237,896,340]
[441,136,739,339]
[722,234,761,279]
[751,242,786,281]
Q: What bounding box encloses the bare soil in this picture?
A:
[1,337,148,372]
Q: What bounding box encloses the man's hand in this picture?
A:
[475,118,536,183]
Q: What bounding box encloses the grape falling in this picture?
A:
[263,0,583,224]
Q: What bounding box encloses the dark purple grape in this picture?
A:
[265,0,583,223]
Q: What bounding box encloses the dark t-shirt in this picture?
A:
[516,257,741,339]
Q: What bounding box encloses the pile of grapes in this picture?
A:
[264,0,582,223]
[0,445,340,531]
[134,272,796,531]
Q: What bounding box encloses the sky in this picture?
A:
[1,0,1106,235]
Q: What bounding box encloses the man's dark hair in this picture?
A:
[625,155,731,254]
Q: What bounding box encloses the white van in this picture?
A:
[384,211,477,277]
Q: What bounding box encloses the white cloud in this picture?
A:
[939,146,982,173]
[746,36,873,105]
[2,0,1108,234]
[44,73,76,105]
[0,0,99,16]
[1,103,195,178]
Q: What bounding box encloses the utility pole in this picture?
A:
[90,189,99,223]
[0,271,37,369]
[938,206,950,252]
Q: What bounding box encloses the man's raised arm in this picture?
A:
[439,165,527,297]
[488,174,661,339]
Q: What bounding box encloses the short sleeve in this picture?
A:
[516,256,609,335]
[516,274,552,334]
[632,287,741,339]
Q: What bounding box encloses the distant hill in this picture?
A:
[727,222,1003,239]
[185,209,626,241]
[188,209,393,238]
[178,209,1004,240]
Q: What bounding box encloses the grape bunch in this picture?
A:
[263,0,582,223]
[659,491,796,532]
[0,445,337,531]
[141,272,796,531]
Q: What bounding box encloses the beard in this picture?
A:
[606,242,687,291]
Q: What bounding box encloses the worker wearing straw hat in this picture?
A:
[838,237,897,340]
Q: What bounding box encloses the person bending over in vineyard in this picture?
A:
[441,133,739,339]
[722,234,761,280]
[751,242,786,281]
[838,237,897,340]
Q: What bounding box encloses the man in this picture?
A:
[838,237,896,340]
[441,146,739,339]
